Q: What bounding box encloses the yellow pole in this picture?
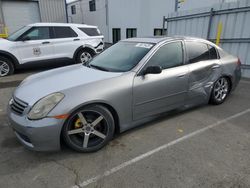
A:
[216,22,223,46]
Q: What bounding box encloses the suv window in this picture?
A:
[146,42,183,70]
[78,27,100,36]
[208,45,218,60]
[21,27,50,40]
[53,27,78,38]
[186,41,210,63]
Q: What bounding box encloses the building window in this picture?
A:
[89,0,96,12]
[112,28,121,43]
[71,5,76,15]
[126,28,137,38]
[154,28,167,36]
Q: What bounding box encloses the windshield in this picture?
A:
[7,26,31,41]
[89,42,154,72]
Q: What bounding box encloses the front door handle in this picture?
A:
[73,38,80,41]
[42,41,50,44]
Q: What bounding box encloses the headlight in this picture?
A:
[28,93,64,120]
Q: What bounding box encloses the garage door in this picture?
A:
[2,1,41,34]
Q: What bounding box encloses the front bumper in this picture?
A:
[7,106,65,151]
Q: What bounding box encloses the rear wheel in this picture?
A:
[210,77,230,105]
[76,49,95,65]
[0,57,14,77]
[62,105,115,152]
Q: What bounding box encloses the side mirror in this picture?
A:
[21,36,31,41]
[143,66,162,75]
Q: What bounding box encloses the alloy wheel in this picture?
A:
[213,77,229,102]
[0,60,10,77]
[66,110,108,149]
[80,52,92,64]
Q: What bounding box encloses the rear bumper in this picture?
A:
[232,65,241,91]
[7,106,64,151]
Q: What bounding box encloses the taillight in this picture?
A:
[237,58,241,66]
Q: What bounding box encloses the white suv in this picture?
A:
[0,23,104,77]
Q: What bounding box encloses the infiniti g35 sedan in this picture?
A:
[7,36,241,152]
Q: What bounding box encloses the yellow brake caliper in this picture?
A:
[74,118,83,129]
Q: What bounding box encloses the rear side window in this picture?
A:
[53,27,78,38]
[208,45,218,59]
[78,27,100,36]
[186,41,210,64]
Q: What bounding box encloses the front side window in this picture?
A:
[79,27,100,36]
[53,27,78,38]
[71,5,76,15]
[89,42,154,72]
[20,27,50,40]
[186,41,210,64]
[146,42,183,70]
[126,28,137,38]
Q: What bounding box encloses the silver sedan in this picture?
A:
[7,36,241,152]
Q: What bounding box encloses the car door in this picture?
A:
[15,26,55,64]
[184,41,222,103]
[133,41,189,120]
[50,26,79,59]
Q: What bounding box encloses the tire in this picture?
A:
[210,77,230,105]
[62,105,115,152]
[75,49,95,65]
[0,56,14,77]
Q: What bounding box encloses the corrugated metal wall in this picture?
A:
[166,0,250,78]
[38,0,67,23]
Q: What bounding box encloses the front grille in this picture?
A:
[10,97,28,115]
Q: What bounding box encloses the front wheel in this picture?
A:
[0,57,14,77]
[62,105,115,152]
[210,77,230,105]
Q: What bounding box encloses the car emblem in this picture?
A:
[33,48,41,55]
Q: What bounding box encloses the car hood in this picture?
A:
[0,38,12,48]
[14,65,123,105]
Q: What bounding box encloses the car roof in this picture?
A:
[28,22,98,28]
[122,36,213,44]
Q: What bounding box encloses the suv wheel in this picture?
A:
[76,49,94,65]
[0,57,14,77]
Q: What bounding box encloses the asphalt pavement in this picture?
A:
[0,67,250,188]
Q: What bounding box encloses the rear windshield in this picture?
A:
[78,27,100,36]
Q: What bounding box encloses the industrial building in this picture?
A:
[67,0,234,44]
[0,0,67,35]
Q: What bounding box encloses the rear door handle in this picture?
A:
[212,65,221,69]
[42,41,50,44]
[74,38,80,41]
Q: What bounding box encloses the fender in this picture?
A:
[0,50,20,68]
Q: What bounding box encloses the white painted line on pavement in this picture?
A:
[72,108,250,188]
